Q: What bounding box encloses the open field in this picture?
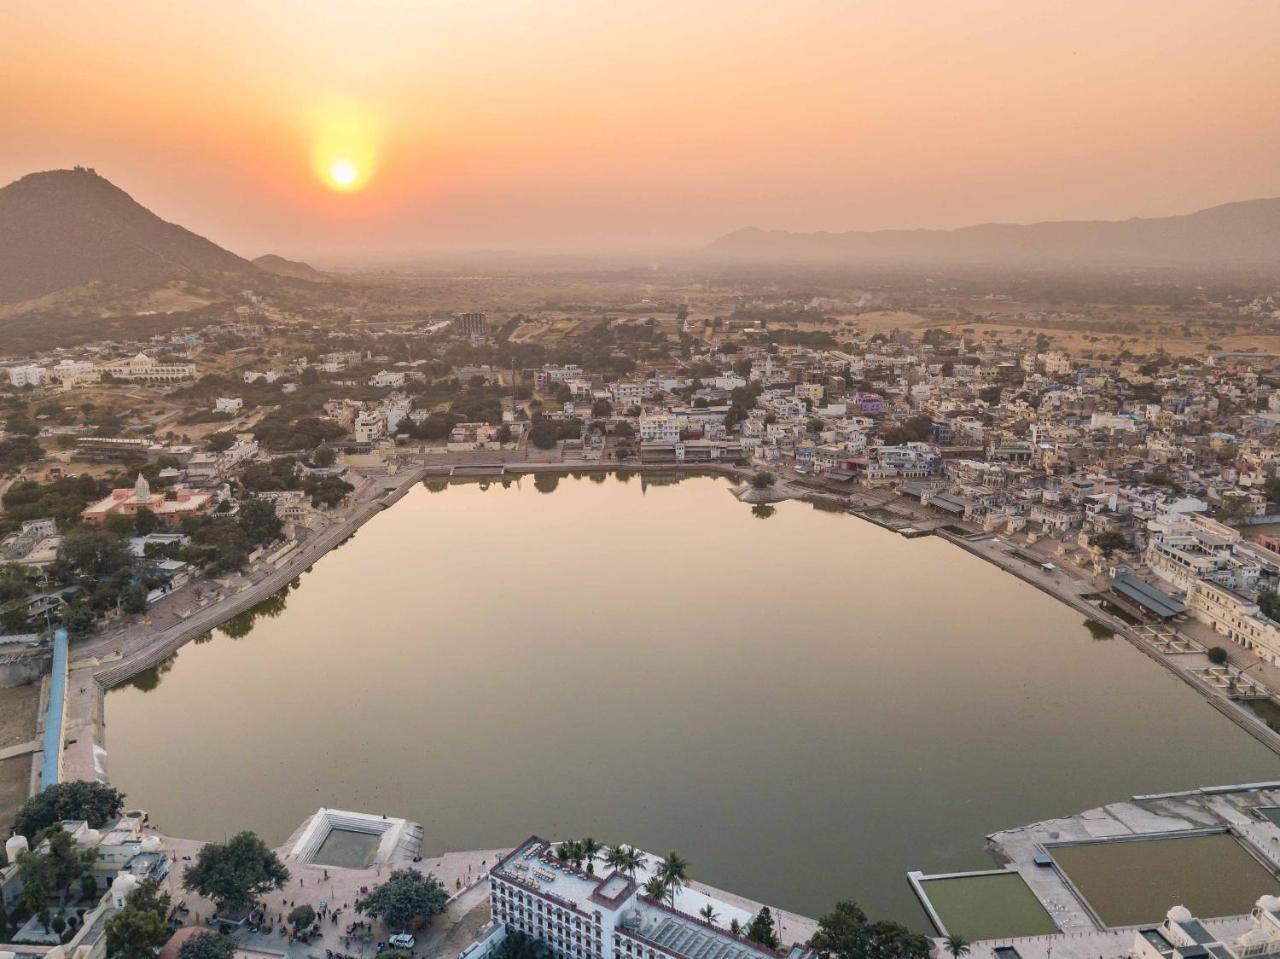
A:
[0,683,41,832]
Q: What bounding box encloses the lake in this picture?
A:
[106,473,1280,929]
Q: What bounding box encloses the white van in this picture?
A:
[389,934,416,949]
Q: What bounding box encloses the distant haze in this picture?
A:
[3,1,1279,258]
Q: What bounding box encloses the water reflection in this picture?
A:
[106,474,1280,927]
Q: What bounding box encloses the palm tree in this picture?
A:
[643,876,667,902]
[944,935,970,959]
[557,839,584,868]
[699,904,718,925]
[657,851,689,907]
[623,847,644,878]
[606,844,633,875]
[581,837,602,869]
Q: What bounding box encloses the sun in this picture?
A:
[309,101,381,193]
[328,159,360,191]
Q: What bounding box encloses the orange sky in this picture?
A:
[3,1,1279,259]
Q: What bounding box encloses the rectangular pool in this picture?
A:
[916,872,1057,941]
[1049,832,1280,927]
[313,828,380,869]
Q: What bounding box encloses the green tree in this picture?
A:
[14,782,125,839]
[643,875,667,902]
[21,877,48,929]
[182,831,289,917]
[289,904,316,932]
[237,498,283,547]
[355,868,447,931]
[1208,646,1229,665]
[1260,591,1280,623]
[58,527,133,577]
[809,900,929,959]
[745,908,780,948]
[134,507,161,536]
[312,444,337,468]
[106,902,173,959]
[1089,530,1127,556]
[605,844,642,878]
[17,827,96,904]
[943,935,970,959]
[656,851,689,906]
[699,904,719,924]
[751,472,775,490]
[178,931,237,959]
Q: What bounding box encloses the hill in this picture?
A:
[252,254,330,282]
[0,167,257,304]
[707,198,1280,266]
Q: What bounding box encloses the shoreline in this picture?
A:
[61,460,1280,783]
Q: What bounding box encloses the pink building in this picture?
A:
[81,474,214,528]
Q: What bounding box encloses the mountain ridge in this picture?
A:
[0,167,258,304]
[707,198,1280,265]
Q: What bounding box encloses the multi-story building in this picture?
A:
[457,312,488,336]
[639,415,680,444]
[1187,579,1280,664]
[6,364,47,387]
[489,838,807,959]
[98,353,196,383]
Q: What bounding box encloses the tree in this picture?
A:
[312,445,337,468]
[14,781,125,839]
[809,901,929,959]
[58,527,133,578]
[529,418,560,450]
[237,498,283,547]
[355,868,447,931]
[133,507,161,536]
[182,831,289,916]
[1208,646,1229,665]
[943,935,970,959]
[496,931,553,959]
[18,827,96,904]
[1260,591,1280,624]
[289,904,316,932]
[606,844,641,878]
[1089,530,1127,556]
[178,931,237,959]
[643,875,667,902]
[656,851,689,906]
[699,904,719,924]
[21,877,48,929]
[751,472,775,490]
[106,905,170,959]
[580,837,602,871]
[592,399,613,417]
[80,873,98,901]
[206,432,236,453]
[745,908,780,948]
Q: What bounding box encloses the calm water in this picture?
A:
[107,474,1280,928]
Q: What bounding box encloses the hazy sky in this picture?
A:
[4,1,1279,259]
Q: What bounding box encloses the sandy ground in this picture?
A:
[0,683,42,831]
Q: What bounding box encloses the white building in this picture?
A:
[214,397,244,415]
[639,415,680,444]
[489,837,805,959]
[6,364,47,388]
[354,410,388,443]
[369,370,407,388]
[1187,579,1280,665]
[99,353,196,383]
